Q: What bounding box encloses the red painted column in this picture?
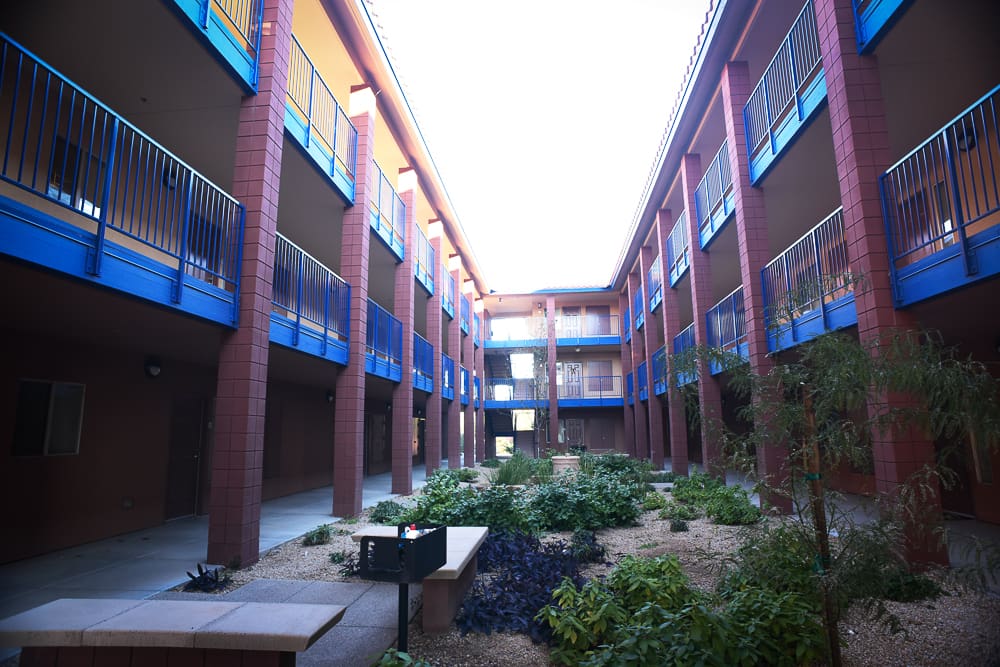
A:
[656,209,689,477]
[462,284,475,466]
[627,271,649,460]
[680,154,725,479]
[446,263,461,468]
[618,290,636,456]
[721,61,789,511]
[391,171,417,494]
[639,245,665,468]
[474,302,486,462]
[546,295,559,453]
[815,0,942,563]
[332,86,376,517]
[207,0,292,567]
[423,223,444,475]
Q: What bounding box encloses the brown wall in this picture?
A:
[261,381,335,499]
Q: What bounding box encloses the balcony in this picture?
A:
[369,160,405,260]
[555,314,620,346]
[170,0,262,92]
[441,353,455,401]
[441,266,455,319]
[633,289,645,330]
[673,323,697,387]
[652,346,668,396]
[484,378,545,409]
[413,332,434,393]
[636,361,648,401]
[414,226,435,295]
[695,140,735,249]
[743,0,826,184]
[460,296,470,335]
[474,313,481,347]
[666,211,691,286]
[557,375,623,408]
[880,85,1000,307]
[271,234,350,365]
[852,0,911,53]
[626,372,634,406]
[761,208,856,353]
[624,307,632,343]
[706,286,748,375]
[485,316,546,348]
[460,365,470,406]
[474,375,481,408]
[0,34,244,327]
[365,299,402,381]
[647,256,663,313]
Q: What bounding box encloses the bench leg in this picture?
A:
[19,647,295,667]
[421,553,478,635]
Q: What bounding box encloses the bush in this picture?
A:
[372,648,432,667]
[405,468,537,532]
[329,550,347,564]
[569,529,606,564]
[641,490,669,511]
[670,472,725,506]
[717,522,819,606]
[369,500,408,525]
[579,452,651,485]
[670,519,689,532]
[531,472,642,531]
[658,500,699,522]
[530,456,553,483]
[645,470,676,483]
[883,570,942,602]
[480,458,502,468]
[302,524,332,546]
[704,485,761,526]
[487,450,534,486]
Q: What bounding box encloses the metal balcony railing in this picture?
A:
[460,295,470,335]
[623,307,632,343]
[706,286,746,352]
[441,353,455,400]
[636,361,648,401]
[172,0,263,90]
[369,160,405,257]
[460,365,470,405]
[488,316,546,342]
[557,375,622,401]
[673,323,697,386]
[852,0,910,52]
[652,345,668,395]
[484,378,540,402]
[272,233,349,349]
[647,256,663,312]
[555,314,620,339]
[626,371,634,404]
[441,266,455,318]
[667,210,690,286]
[365,299,402,380]
[413,332,434,393]
[694,140,734,247]
[473,313,481,347]
[633,289,645,330]
[414,225,435,294]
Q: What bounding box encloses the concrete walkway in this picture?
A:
[0,465,433,664]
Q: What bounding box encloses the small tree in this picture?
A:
[531,312,550,456]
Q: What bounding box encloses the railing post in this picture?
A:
[943,128,976,276]
[321,271,330,356]
[763,76,775,155]
[789,30,801,118]
[330,100,339,177]
[173,172,195,304]
[293,250,304,346]
[304,63,315,150]
[199,0,211,29]
[811,228,828,330]
[89,117,118,277]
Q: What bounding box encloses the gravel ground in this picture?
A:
[228,467,1000,666]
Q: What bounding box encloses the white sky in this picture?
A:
[367,0,713,293]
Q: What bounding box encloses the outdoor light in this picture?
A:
[955,124,977,152]
[143,356,162,378]
[326,389,334,403]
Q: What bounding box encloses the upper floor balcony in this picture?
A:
[474,313,481,347]
[460,295,470,336]
[626,371,634,406]
[623,307,632,343]
[413,332,434,394]
[706,285,747,375]
[762,208,856,353]
[673,323,697,387]
[652,345,668,396]
[666,210,691,287]
[369,160,405,260]
[743,0,826,184]
[460,365,470,406]
[852,0,911,53]
[484,378,546,409]
[0,34,244,327]
[286,35,357,204]
[555,314,620,346]
[171,0,262,92]
[636,361,649,402]
[557,375,623,408]
[486,316,546,348]
[694,139,735,249]
[441,265,455,319]
[633,289,645,331]
[441,352,455,401]
[880,84,1000,308]
[474,375,481,409]
[647,256,663,313]
[271,233,350,365]
[414,226,435,295]
[366,299,402,382]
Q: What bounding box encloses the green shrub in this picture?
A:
[487,450,534,486]
[670,471,725,506]
[725,586,827,666]
[456,467,479,482]
[368,500,407,525]
[717,522,819,606]
[883,570,942,602]
[641,490,669,511]
[532,472,642,531]
[645,470,676,483]
[372,648,432,667]
[704,485,761,526]
[606,554,698,611]
[670,519,689,532]
[579,452,651,485]
[530,455,553,483]
[538,577,627,666]
[480,458,502,468]
[570,529,606,563]
[329,550,346,564]
[302,524,331,546]
[405,468,537,532]
[658,500,699,522]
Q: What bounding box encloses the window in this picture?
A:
[12,380,85,456]
[47,136,103,218]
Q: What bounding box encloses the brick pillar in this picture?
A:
[639,245,665,468]
[475,303,486,462]
[546,295,559,453]
[332,86,376,517]
[680,154,725,479]
[721,61,789,511]
[447,263,461,468]
[618,290,636,456]
[815,0,943,563]
[391,171,417,494]
[423,223,444,475]
[207,0,292,567]
[483,309,497,460]
[627,272,648,460]
[462,285,475,466]
[656,209,689,477]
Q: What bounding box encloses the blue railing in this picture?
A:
[626,371,634,405]
[557,375,623,407]
[673,323,697,386]
[414,225,435,294]
[743,0,825,183]
[460,295,470,335]
[286,35,357,202]
[624,307,632,343]
[667,210,691,286]
[637,361,649,401]
[761,208,855,352]
[474,375,481,408]
[880,85,1000,307]
[647,255,663,312]
[441,265,456,318]
[652,346,668,396]
[460,365,470,405]
[271,233,350,363]
[486,316,546,346]
[413,332,434,393]
[555,314,621,344]
[365,299,402,381]
[441,353,455,400]
[0,34,245,324]
[694,140,735,248]
[171,0,263,91]
[852,0,910,53]
[369,160,405,259]
[474,313,481,347]
[706,286,747,374]
[633,289,645,330]
[484,378,543,407]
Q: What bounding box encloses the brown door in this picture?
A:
[166,397,207,519]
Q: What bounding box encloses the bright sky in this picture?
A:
[367,0,713,293]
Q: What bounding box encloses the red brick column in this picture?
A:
[721,61,789,511]
[546,295,559,453]
[627,272,648,460]
[207,0,292,567]
[474,304,486,462]
[391,172,417,494]
[462,285,475,466]
[656,209,689,477]
[618,290,636,457]
[680,154,725,479]
[423,223,444,475]
[639,245,665,468]
[815,0,942,563]
[446,263,461,468]
[332,86,376,517]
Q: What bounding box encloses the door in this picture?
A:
[563,362,583,398]
[166,397,207,519]
[565,418,584,449]
[561,307,581,338]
